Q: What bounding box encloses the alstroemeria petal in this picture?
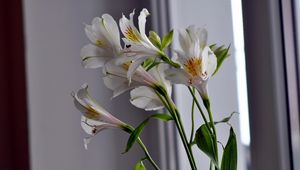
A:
[194,81,209,99]
[199,28,208,49]
[127,56,148,81]
[80,44,110,68]
[83,137,92,150]
[101,14,121,51]
[138,8,150,41]
[148,64,172,95]
[74,84,126,126]
[103,75,132,98]
[119,11,141,43]
[165,68,191,86]
[130,86,164,111]
[85,25,99,44]
[179,28,192,54]
[202,46,217,77]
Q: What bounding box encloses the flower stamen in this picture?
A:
[125,27,140,42]
[184,57,202,77]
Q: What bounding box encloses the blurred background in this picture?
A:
[0,0,299,170]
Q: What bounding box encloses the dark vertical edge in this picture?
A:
[0,0,30,169]
[241,0,292,170]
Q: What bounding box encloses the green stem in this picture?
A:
[189,87,196,144]
[202,98,219,170]
[159,52,181,68]
[125,126,160,170]
[187,86,213,135]
[160,91,197,170]
[137,138,160,170]
[203,98,217,138]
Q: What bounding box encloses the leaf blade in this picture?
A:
[221,127,238,170]
[124,113,173,153]
[161,30,174,50]
[195,124,219,168]
[135,160,146,170]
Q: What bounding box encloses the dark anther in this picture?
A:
[126,44,131,48]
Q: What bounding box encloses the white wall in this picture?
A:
[169,0,247,169]
[23,0,159,170]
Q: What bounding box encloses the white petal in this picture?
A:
[127,57,148,81]
[81,116,118,135]
[102,14,121,53]
[103,75,131,98]
[130,86,164,111]
[74,84,124,124]
[165,68,191,86]
[80,44,110,68]
[148,64,172,95]
[201,46,217,77]
[198,28,208,48]
[83,137,92,150]
[85,25,98,44]
[138,8,150,40]
[119,11,141,43]
[179,28,192,53]
[103,60,127,78]
[194,81,209,99]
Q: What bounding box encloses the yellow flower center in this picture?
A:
[84,106,100,120]
[121,62,132,70]
[184,57,202,77]
[96,39,105,47]
[125,27,140,42]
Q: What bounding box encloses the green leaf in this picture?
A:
[215,112,238,125]
[221,127,237,170]
[212,44,231,76]
[135,160,146,170]
[124,113,173,153]
[142,57,155,69]
[161,30,173,50]
[149,31,161,49]
[195,124,219,168]
[150,113,173,121]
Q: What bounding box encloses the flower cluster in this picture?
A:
[73,8,234,170]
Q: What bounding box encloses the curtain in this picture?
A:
[0,0,30,169]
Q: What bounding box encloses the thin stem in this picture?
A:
[137,138,160,170]
[125,126,160,170]
[161,91,197,170]
[187,86,213,135]
[204,99,217,137]
[202,98,219,170]
[189,87,196,144]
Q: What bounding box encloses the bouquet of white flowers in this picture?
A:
[72,8,236,170]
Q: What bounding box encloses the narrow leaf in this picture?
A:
[221,127,237,170]
[215,112,238,125]
[142,57,155,69]
[135,160,146,170]
[149,31,161,49]
[161,30,173,50]
[150,113,173,121]
[124,119,148,153]
[124,113,173,153]
[195,124,219,168]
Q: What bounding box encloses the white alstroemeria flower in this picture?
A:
[103,61,171,111]
[81,14,122,69]
[72,84,126,149]
[119,8,161,79]
[165,26,217,99]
